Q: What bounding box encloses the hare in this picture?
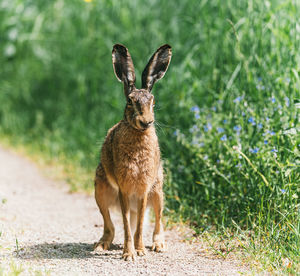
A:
[94,44,172,261]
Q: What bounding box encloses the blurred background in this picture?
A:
[0,0,299,271]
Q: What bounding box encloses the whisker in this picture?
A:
[155,120,177,130]
[154,121,166,135]
[154,105,164,111]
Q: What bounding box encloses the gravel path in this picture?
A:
[0,146,249,275]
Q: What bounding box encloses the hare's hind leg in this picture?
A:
[94,164,116,252]
[130,209,137,234]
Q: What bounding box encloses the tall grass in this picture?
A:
[0,0,299,272]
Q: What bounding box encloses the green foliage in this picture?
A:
[0,0,299,272]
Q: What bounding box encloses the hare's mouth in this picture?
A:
[125,115,153,132]
[136,119,154,131]
[139,120,153,129]
[136,125,151,132]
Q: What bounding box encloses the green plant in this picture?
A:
[0,0,299,273]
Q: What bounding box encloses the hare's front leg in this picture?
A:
[119,191,135,261]
[150,188,165,252]
[134,196,148,256]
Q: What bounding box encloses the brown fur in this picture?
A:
[94,44,172,261]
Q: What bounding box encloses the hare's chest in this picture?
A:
[114,143,159,195]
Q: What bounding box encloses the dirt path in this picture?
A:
[0,146,248,275]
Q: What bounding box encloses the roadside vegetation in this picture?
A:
[0,0,299,273]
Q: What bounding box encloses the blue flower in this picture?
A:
[266,117,270,122]
[256,84,265,90]
[223,119,227,124]
[271,148,278,153]
[217,127,224,133]
[173,130,179,137]
[211,106,217,112]
[190,125,198,133]
[233,96,243,103]
[257,76,262,82]
[257,123,263,129]
[204,123,212,132]
[268,130,276,136]
[264,140,268,145]
[248,117,256,126]
[280,189,286,194]
[220,134,227,141]
[254,147,260,153]
[249,147,259,154]
[285,97,290,107]
[271,97,276,103]
[192,139,205,148]
[191,141,203,148]
[190,106,200,113]
[233,125,242,133]
[195,113,200,119]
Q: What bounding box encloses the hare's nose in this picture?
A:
[139,120,153,129]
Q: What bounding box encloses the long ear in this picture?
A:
[112,44,136,97]
[141,44,172,92]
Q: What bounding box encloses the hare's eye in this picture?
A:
[153,99,155,107]
[127,98,132,105]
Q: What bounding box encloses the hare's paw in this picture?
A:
[136,247,147,256]
[151,241,165,252]
[152,235,166,252]
[122,249,136,261]
[134,235,146,256]
[93,239,111,253]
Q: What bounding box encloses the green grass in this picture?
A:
[0,262,23,276]
[0,261,50,276]
[0,0,299,273]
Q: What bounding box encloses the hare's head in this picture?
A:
[112,44,172,131]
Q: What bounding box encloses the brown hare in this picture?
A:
[94,44,172,261]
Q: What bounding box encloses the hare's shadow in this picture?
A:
[16,242,123,260]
